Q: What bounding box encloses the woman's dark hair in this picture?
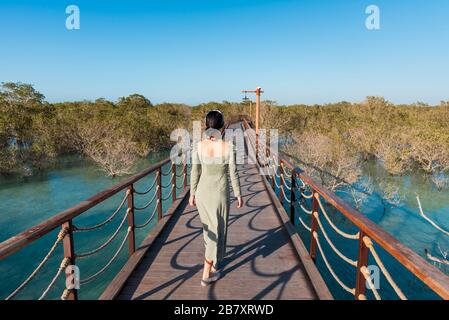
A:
[205,110,225,130]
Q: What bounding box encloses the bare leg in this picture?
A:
[202,259,213,281]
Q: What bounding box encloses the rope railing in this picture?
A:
[360,266,382,300]
[363,236,407,300]
[313,231,356,296]
[281,186,292,203]
[240,119,449,301]
[5,228,68,300]
[75,210,128,259]
[298,216,312,232]
[160,167,173,177]
[39,257,70,300]
[73,191,129,232]
[161,188,174,201]
[161,180,174,189]
[134,187,159,211]
[281,176,292,191]
[80,227,131,285]
[134,173,159,195]
[315,194,360,240]
[297,202,313,215]
[134,202,160,229]
[314,212,357,267]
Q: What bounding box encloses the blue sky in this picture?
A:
[0,0,448,105]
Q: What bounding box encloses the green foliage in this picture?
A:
[1,81,447,182]
[262,99,449,184]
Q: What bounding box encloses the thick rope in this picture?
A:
[298,216,312,232]
[135,201,160,229]
[281,175,292,191]
[5,228,68,300]
[134,174,158,195]
[162,188,174,201]
[273,168,282,179]
[363,236,407,300]
[80,227,131,285]
[314,212,357,267]
[295,201,313,215]
[360,266,382,300]
[76,210,128,259]
[73,191,129,232]
[273,176,282,189]
[175,184,184,190]
[162,179,174,189]
[316,194,359,240]
[301,191,313,199]
[134,187,159,211]
[175,170,185,178]
[160,167,172,177]
[281,186,292,203]
[313,231,356,296]
[38,257,70,300]
[295,177,306,189]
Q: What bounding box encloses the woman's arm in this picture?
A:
[229,143,241,199]
[190,143,201,203]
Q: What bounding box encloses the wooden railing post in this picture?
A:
[171,162,176,202]
[127,185,135,256]
[279,161,285,203]
[309,190,319,262]
[290,170,296,224]
[62,220,77,300]
[157,167,163,221]
[355,231,370,300]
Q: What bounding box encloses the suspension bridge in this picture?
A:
[1,120,449,300]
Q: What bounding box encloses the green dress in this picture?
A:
[190,141,241,269]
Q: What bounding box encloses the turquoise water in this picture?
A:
[281,161,449,300]
[0,155,448,300]
[0,153,189,300]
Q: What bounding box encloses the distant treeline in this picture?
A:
[1,82,448,187]
[0,82,246,176]
[261,97,449,193]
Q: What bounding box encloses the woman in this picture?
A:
[189,110,243,286]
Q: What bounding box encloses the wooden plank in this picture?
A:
[242,119,449,300]
[116,151,323,300]
[99,189,190,300]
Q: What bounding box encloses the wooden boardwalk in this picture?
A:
[115,159,329,300]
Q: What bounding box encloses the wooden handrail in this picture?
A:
[241,118,449,299]
[0,157,171,260]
